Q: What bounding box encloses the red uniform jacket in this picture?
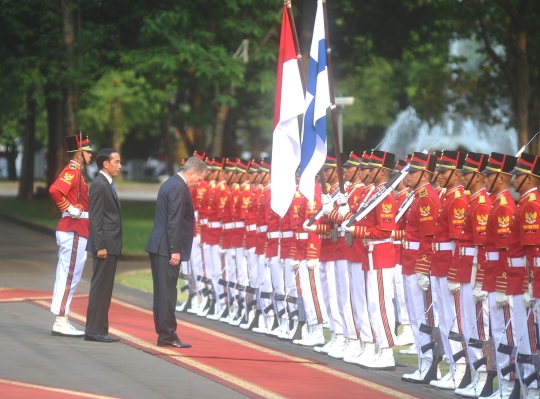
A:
[199,180,215,244]
[402,183,440,276]
[232,181,253,248]
[245,184,262,250]
[292,187,321,260]
[221,183,240,250]
[255,185,270,256]
[394,188,410,265]
[344,182,371,263]
[49,161,89,238]
[432,186,468,277]
[206,180,229,246]
[315,182,339,263]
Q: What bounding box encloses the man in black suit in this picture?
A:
[146,156,208,348]
[85,148,122,343]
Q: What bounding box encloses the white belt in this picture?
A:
[223,222,235,230]
[234,221,245,228]
[432,242,455,252]
[62,211,89,219]
[534,258,540,267]
[364,238,390,246]
[267,231,281,239]
[485,252,499,261]
[257,225,268,233]
[194,210,199,219]
[403,240,420,250]
[320,234,331,240]
[392,239,402,245]
[365,239,391,271]
[508,256,526,268]
[296,232,309,240]
[201,218,208,225]
[208,221,222,228]
[246,224,257,232]
[281,231,294,239]
[339,231,346,237]
[460,247,476,257]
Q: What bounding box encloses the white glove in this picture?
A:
[338,204,350,218]
[336,192,348,206]
[307,259,319,270]
[448,281,460,293]
[524,290,535,308]
[67,204,82,219]
[496,291,509,308]
[322,202,333,215]
[416,273,430,291]
[219,248,227,256]
[290,260,300,271]
[230,248,236,259]
[473,283,488,303]
[195,234,202,246]
[321,194,332,205]
[303,219,317,232]
[341,220,355,233]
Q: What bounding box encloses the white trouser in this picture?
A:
[257,255,272,314]
[514,294,537,387]
[208,244,225,306]
[269,256,284,315]
[246,248,258,288]
[225,249,238,307]
[319,261,342,334]
[235,247,249,286]
[403,273,433,365]
[189,240,204,292]
[348,262,373,343]
[460,282,489,371]
[488,292,515,381]
[298,260,328,325]
[51,231,88,316]
[432,276,465,365]
[394,264,409,325]
[334,259,357,339]
[366,268,396,348]
[283,259,298,320]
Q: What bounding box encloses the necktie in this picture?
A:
[111,181,118,200]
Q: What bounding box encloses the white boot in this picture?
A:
[353,342,376,366]
[277,318,290,339]
[478,378,514,399]
[52,315,84,337]
[314,332,337,353]
[293,324,325,346]
[286,319,299,340]
[394,324,415,346]
[430,363,466,389]
[526,387,540,399]
[328,336,349,359]
[239,308,257,329]
[402,358,438,383]
[459,370,488,397]
[187,295,202,314]
[340,339,362,361]
[398,342,417,355]
[360,347,395,371]
[252,315,272,334]
[344,341,365,363]
[207,304,227,320]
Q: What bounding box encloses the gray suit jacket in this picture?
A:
[86,173,122,255]
[145,174,194,261]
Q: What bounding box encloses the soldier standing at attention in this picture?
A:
[49,134,93,337]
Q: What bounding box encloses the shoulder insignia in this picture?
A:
[529,193,537,202]
[479,195,486,204]
[69,164,77,170]
[526,212,537,224]
[419,188,428,198]
[454,190,461,199]
[294,191,301,198]
[500,196,508,206]
[220,184,226,190]
[464,190,471,196]
[245,185,251,191]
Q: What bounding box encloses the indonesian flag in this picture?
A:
[270,6,305,217]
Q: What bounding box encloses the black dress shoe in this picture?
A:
[157,339,191,348]
[84,333,120,343]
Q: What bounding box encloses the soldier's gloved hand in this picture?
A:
[290,260,300,271]
[322,202,333,215]
[195,234,202,246]
[321,194,332,205]
[473,283,488,303]
[341,220,355,233]
[416,273,430,291]
[303,219,317,232]
[338,204,350,218]
[524,290,535,308]
[336,192,348,206]
[230,248,236,259]
[67,204,82,219]
[219,248,227,256]
[448,281,460,293]
[307,259,319,270]
[496,291,509,308]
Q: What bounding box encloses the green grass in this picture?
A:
[0,198,156,254]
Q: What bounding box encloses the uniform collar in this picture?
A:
[414,182,430,193]
[494,189,510,202]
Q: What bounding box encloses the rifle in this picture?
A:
[305,181,351,226]
[416,288,444,382]
[517,132,539,158]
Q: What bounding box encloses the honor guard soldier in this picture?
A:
[461,153,518,398]
[342,150,398,370]
[448,152,491,394]
[507,153,540,399]
[49,134,93,337]
[429,151,469,389]
[400,152,441,384]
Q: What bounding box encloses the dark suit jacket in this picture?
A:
[87,172,122,256]
[145,174,194,261]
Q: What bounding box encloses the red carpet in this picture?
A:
[0,378,121,399]
[2,289,423,399]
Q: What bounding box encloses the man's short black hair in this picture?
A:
[96,148,118,170]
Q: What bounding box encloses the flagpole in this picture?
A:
[321,0,344,193]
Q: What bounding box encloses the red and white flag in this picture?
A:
[270,7,304,217]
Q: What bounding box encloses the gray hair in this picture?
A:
[182,156,208,175]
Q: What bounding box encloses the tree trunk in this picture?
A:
[18,89,37,200]
[5,142,18,181]
[45,85,65,188]
[161,108,175,176]
[251,127,262,159]
[61,0,77,138]
[516,28,529,148]
[211,105,229,156]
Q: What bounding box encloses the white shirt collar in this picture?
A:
[177,172,187,184]
[99,170,113,184]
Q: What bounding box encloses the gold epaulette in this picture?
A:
[479,195,486,204]
[294,191,301,198]
[455,190,462,199]
[419,188,428,198]
[69,164,77,170]
[500,196,508,205]
[530,193,537,202]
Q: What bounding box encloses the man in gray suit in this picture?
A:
[146,156,207,348]
[85,148,122,343]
